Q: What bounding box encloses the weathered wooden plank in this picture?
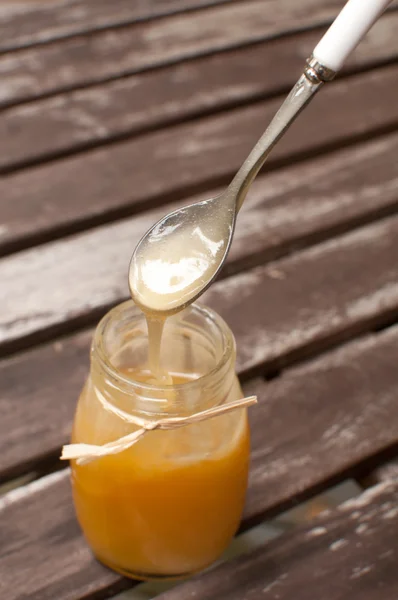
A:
[2,12,397,172]
[0,0,376,108]
[2,325,398,599]
[157,480,398,600]
[1,64,398,255]
[0,0,237,53]
[0,332,91,481]
[1,131,398,353]
[0,470,129,600]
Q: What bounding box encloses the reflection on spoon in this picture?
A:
[129,197,234,316]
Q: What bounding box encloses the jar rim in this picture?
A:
[93,300,236,394]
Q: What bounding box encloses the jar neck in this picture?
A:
[90,301,237,418]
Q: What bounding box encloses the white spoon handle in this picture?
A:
[313,0,392,72]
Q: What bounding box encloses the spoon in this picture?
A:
[129,0,392,316]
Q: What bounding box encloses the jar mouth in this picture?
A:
[93,300,235,394]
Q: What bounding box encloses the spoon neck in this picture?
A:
[229,73,323,212]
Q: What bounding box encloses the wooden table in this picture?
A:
[1,1,398,598]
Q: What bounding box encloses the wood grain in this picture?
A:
[1,132,398,353]
[243,326,398,524]
[0,0,237,53]
[0,332,91,480]
[1,12,397,173]
[0,0,365,108]
[2,64,398,255]
[2,325,398,599]
[157,480,398,600]
[0,470,128,600]
[205,214,398,376]
[3,200,398,478]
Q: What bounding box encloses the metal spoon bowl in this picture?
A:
[129,192,235,316]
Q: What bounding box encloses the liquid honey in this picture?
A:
[71,369,250,578]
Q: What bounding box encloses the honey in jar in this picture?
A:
[69,301,250,580]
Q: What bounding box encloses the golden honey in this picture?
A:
[70,302,250,579]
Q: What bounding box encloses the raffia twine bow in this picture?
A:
[61,386,257,465]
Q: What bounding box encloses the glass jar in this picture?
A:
[71,300,250,580]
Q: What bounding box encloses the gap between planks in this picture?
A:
[0,0,243,55]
